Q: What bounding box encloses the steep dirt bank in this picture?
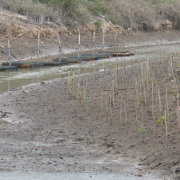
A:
[1,29,180,63]
[0,8,180,63]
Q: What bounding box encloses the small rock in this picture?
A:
[105,150,111,154]
[1,112,6,117]
[75,137,83,141]
[175,168,180,174]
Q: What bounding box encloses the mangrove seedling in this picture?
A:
[139,97,143,103]
[156,118,161,124]
[160,109,164,115]
[86,97,90,104]
[156,116,166,124]
[71,77,76,88]
[161,116,166,121]
[98,106,101,110]
[78,91,83,104]
[139,127,147,133]
[168,73,171,77]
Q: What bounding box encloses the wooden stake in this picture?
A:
[77,28,80,58]
[164,110,168,143]
[57,31,62,62]
[158,89,162,114]
[102,28,105,52]
[165,87,169,118]
[152,77,154,118]
[92,30,95,55]
[37,15,43,59]
[7,38,11,65]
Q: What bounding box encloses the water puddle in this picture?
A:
[0,43,179,94]
[0,171,162,180]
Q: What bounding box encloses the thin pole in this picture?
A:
[92,30,95,55]
[102,28,105,52]
[7,38,11,65]
[57,31,62,62]
[114,29,117,48]
[78,28,80,58]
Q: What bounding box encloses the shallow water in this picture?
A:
[0,42,179,94]
[0,171,161,180]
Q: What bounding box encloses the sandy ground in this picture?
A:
[1,30,180,180]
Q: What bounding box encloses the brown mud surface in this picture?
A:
[1,9,180,179]
[1,26,180,62]
[1,45,180,180]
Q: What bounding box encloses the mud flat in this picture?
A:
[1,29,180,180]
[1,49,180,179]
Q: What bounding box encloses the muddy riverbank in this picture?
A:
[1,30,180,63]
[0,72,164,180]
[1,31,180,180]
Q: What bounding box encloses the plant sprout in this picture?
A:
[139,127,147,133]
[161,116,166,121]
[156,119,161,124]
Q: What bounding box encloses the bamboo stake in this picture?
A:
[164,110,168,143]
[114,29,117,51]
[67,71,71,93]
[119,103,122,125]
[37,32,40,58]
[141,62,144,87]
[177,102,180,127]
[124,99,128,132]
[152,77,154,118]
[92,30,95,55]
[112,79,115,108]
[156,79,158,113]
[83,86,86,108]
[109,94,112,126]
[57,31,62,62]
[7,38,11,65]
[77,28,80,58]
[102,28,105,52]
[37,15,43,59]
[158,89,162,114]
[165,87,169,118]
[105,93,108,122]
[135,78,139,122]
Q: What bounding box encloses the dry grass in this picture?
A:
[1,0,180,31]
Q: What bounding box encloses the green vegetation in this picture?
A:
[94,20,101,28]
[156,115,166,124]
[139,127,147,133]
[1,0,180,30]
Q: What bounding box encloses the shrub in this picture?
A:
[94,20,101,28]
